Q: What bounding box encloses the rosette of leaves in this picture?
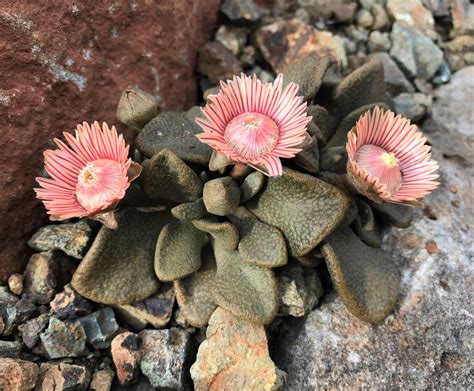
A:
[72,57,414,327]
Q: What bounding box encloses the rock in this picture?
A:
[356,9,373,28]
[450,0,474,35]
[23,251,58,305]
[297,0,333,20]
[277,262,323,317]
[137,111,212,166]
[393,92,432,122]
[114,284,176,330]
[40,317,87,358]
[111,332,141,386]
[255,18,347,72]
[0,0,219,283]
[387,0,435,37]
[36,362,91,391]
[215,25,248,56]
[197,41,242,84]
[0,358,39,390]
[50,286,92,319]
[368,31,391,52]
[390,22,443,80]
[367,53,415,95]
[191,307,285,390]
[0,340,22,357]
[22,314,49,349]
[371,3,390,30]
[90,368,114,391]
[0,286,18,308]
[331,0,357,23]
[431,59,451,85]
[240,45,257,67]
[443,35,474,72]
[27,220,91,259]
[78,308,119,349]
[203,177,240,216]
[2,298,37,336]
[139,328,193,390]
[274,77,474,389]
[71,209,169,305]
[7,274,23,296]
[221,0,261,23]
[432,66,474,140]
[116,86,157,130]
[370,202,413,228]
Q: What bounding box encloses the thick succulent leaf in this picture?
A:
[192,218,239,251]
[202,177,241,216]
[141,149,203,203]
[327,102,390,148]
[228,207,287,268]
[330,56,386,120]
[247,168,351,257]
[240,171,265,203]
[282,54,330,101]
[136,111,212,165]
[307,105,332,143]
[72,209,172,305]
[295,134,319,174]
[370,202,414,228]
[320,146,347,174]
[155,221,206,281]
[352,198,382,247]
[209,150,234,172]
[322,227,400,323]
[212,245,278,325]
[171,198,207,221]
[174,248,217,327]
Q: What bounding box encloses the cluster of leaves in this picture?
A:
[71,56,413,326]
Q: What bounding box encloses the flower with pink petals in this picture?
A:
[35,121,141,228]
[346,106,439,204]
[195,73,312,176]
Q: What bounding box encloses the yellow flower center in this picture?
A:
[380,152,399,168]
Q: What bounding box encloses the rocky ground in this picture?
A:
[1,0,473,390]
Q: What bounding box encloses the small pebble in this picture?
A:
[402,234,423,249]
[357,9,374,29]
[7,274,23,296]
[425,240,439,254]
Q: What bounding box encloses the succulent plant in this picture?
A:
[52,54,439,327]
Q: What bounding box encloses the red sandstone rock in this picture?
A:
[0,358,39,391]
[0,0,219,282]
[111,331,141,386]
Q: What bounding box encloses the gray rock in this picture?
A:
[278,262,323,317]
[297,0,333,20]
[368,31,391,52]
[139,328,192,389]
[368,52,415,95]
[431,59,451,85]
[221,0,261,23]
[28,220,91,259]
[78,307,119,349]
[274,84,474,389]
[0,340,22,357]
[0,286,17,308]
[432,66,474,141]
[356,9,373,28]
[23,251,58,305]
[22,314,49,349]
[2,298,37,336]
[40,317,87,358]
[393,92,432,122]
[215,25,248,56]
[371,3,390,30]
[390,22,443,80]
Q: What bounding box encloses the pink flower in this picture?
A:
[35,121,141,228]
[346,106,439,204]
[196,73,312,176]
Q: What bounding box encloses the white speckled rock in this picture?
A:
[274,79,474,389]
